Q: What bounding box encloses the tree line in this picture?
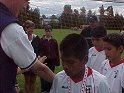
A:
[18,4,124,30]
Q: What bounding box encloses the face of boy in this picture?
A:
[103,42,121,61]
[26,27,34,35]
[61,54,86,78]
[91,37,104,51]
[45,30,52,37]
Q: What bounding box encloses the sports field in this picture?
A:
[17,29,120,93]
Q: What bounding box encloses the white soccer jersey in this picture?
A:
[50,67,111,93]
[100,59,124,93]
[0,23,36,69]
[86,47,106,72]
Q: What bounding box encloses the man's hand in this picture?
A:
[38,56,47,63]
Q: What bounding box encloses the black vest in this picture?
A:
[0,2,19,93]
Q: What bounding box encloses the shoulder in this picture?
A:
[54,70,67,81]
[2,24,23,39]
[33,34,40,40]
[92,69,108,84]
[89,47,95,52]
[2,23,26,43]
[50,37,58,43]
[88,47,97,55]
[40,35,46,40]
[55,70,66,77]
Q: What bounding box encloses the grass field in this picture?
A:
[17,29,120,93]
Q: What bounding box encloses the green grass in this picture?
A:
[17,29,120,93]
[34,29,81,43]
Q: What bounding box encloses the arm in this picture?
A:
[31,57,55,83]
[2,24,55,82]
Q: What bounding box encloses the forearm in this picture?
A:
[31,59,55,82]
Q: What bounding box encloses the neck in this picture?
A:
[45,36,51,39]
[110,57,123,67]
[70,67,88,83]
[70,68,85,80]
[28,34,33,41]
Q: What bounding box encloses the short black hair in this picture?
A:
[91,25,107,38]
[103,33,124,48]
[60,33,88,61]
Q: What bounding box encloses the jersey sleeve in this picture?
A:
[50,74,59,93]
[1,23,36,69]
[50,70,65,93]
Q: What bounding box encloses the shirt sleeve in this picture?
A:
[1,23,36,69]
[49,75,58,93]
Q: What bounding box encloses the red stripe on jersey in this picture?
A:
[87,67,93,77]
[110,59,124,68]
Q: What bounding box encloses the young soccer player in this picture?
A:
[86,25,107,72]
[50,33,111,93]
[100,33,124,93]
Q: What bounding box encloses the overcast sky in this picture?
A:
[29,0,124,16]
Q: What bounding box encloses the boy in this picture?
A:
[86,25,107,72]
[80,15,98,49]
[23,20,41,93]
[50,33,111,93]
[100,33,124,93]
[40,25,60,93]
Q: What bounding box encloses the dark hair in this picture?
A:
[60,33,88,61]
[44,25,52,31]
[91,25,107,38]
[103,33,124,48]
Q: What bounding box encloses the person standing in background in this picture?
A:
[23,20,41,93]
[80,15,98,49]
[86,25,107,72]
[40,25,60,93]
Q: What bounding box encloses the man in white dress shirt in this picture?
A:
[0,0,54,93]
